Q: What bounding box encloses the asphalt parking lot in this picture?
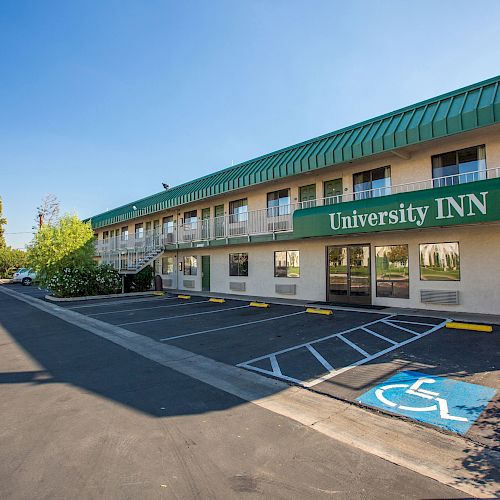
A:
[42,289,498,449]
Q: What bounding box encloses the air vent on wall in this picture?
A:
[229,282,246,292]
[275,284,297,295]
[420,290,459,305]
[183,280,195,289]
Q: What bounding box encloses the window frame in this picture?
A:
[375,245,410,299]
[183,256,198,276]
[419,241,460,281]
[229,253,249,277]
[162,256,174,274]
[229,198,248,223]
[274,250,300,278]
[267,189,291,217]
[353,166,391,200]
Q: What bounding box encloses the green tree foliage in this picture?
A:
[0,246,26,279]
[27,214,96,285]
[0,197,7,248]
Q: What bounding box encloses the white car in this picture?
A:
[12,268,37,286]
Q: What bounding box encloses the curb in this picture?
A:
[44,290,162,302]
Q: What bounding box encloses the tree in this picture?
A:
[0,246,26,279]
[35,194,60,229]
[0,197,7,248]
[27,214,96,285]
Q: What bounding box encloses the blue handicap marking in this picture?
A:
[357,370,496,435]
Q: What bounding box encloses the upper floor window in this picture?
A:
[229,198,248,223]
[135,223,144,239]
[183,211,197,229]
[102,231,109,241]
[163,216,174,234]
[267,189,290,216]
[121,226,129,241]
[353,166,391,200]
[432,145,486,187]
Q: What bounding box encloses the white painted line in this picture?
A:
[301,319,450,387]
[361,326,398,345]
[88,300,210,316]
[390,319,441,327]
[305,344,334,371]
[67,296,177,309]
[159,311,306,342]
[117,305,250,326]
[382,320,421,336]
[270,355,283,376]
[239,315,395,366]
[239,317,451,389]
[337,334,369,357]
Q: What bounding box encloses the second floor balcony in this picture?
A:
[95,167,500,255]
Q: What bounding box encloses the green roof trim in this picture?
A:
[88,75,500,229]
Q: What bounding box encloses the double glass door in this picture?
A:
[327,245,371,305]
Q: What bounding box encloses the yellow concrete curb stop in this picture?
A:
[209,298,226,303]
[445,322,492,332]
[306,307,333,316]
[153,291,165,296]
[249,302,270,308]
[177,295,191,300]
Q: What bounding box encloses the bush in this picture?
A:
[124,266,153,293]
[47,264,121,298]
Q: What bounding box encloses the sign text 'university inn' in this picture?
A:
[293,177,500,238]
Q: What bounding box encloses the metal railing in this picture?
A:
[95,167,499,257]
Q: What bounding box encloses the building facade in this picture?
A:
[89,76,500,315]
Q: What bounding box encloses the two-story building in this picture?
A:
[88,76,500,315]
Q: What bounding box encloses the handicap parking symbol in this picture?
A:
[357,370,496,434]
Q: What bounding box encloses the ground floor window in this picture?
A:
[274,251,300,278]
[375,245,409,298]
[229,253,248,276]
[420,242,460,281]
[183,256,198,275]
[162,256,174,274]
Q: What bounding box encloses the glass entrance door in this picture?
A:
[327,245,371,305]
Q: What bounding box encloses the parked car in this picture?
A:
[12,268,37,286]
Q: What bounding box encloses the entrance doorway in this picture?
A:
[327,245,371,305]
[201,255,211,291]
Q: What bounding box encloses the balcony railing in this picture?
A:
[95,167,499,255]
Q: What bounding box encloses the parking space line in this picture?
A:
[159,311,306,342]
[88,300,210,316]
[361,326,398,345]
[67,296,176,309]
[337,334,369,357]
[390,319,443,327]
[305,344,334,371]
[238,317,450,388]
[117,305,250,326]
[382,320,421,335]
[270,355,282,376]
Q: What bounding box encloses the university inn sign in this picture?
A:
[293,177,500,237]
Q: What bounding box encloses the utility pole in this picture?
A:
[38,212,44,229]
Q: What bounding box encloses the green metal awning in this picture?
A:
[88,75,500,229]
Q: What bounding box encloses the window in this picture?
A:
[183,211,197,229]
[274,251,300,278]
[121,226,129,241]
[267,189,290,216]
[163,216,174,233]
[432,145,486,187]
[229,198,248,223]
[324,179,343,205]
[162,256,174,274]
[102,231,109,241]
[229,253,248,276]
[353,166,391,200]
[183,256,198,276]
[420,242,460,281]
[135,223,144,239]
[376,245,409,298]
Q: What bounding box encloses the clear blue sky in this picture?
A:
[2,0,500,249]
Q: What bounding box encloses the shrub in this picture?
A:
[124,266,153,293]
[47,264,121,298]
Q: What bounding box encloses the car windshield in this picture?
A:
[16,268,26,273]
